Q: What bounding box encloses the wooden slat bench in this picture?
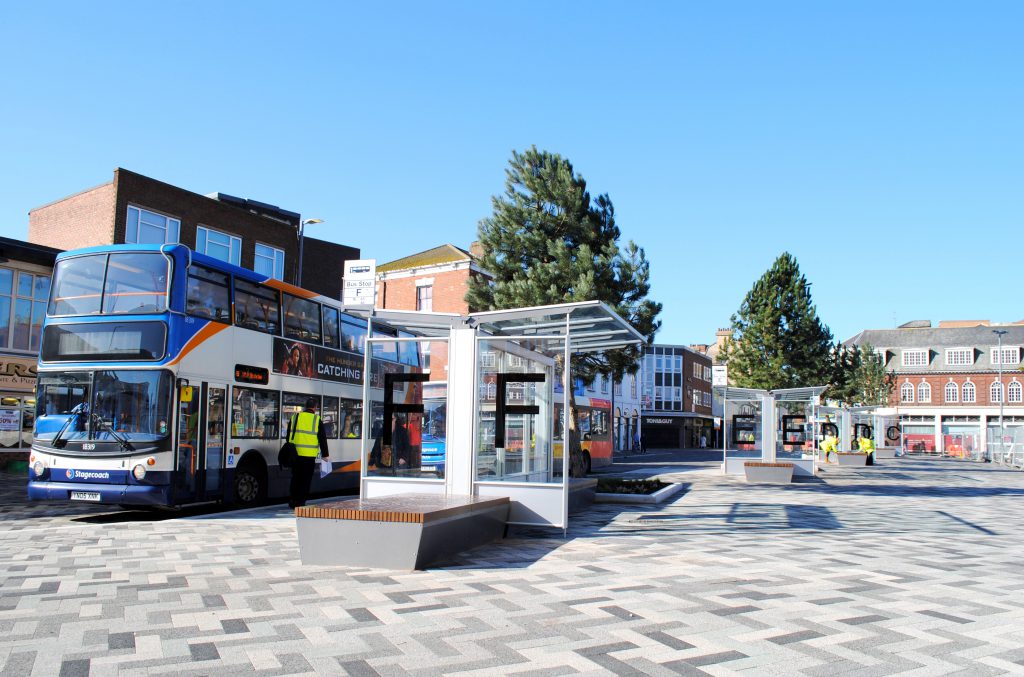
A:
[295,493,510,570]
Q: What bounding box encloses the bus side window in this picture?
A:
[186,265,230,322]
[322,306,340,349]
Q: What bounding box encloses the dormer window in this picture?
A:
[945,348,973,366]
[902,349,929,367]
[992,346,1021,366]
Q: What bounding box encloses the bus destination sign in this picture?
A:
[235,364,270,385]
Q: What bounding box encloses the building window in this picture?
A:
[196,226,241,266]
[254,243,285,280]
[631,374,637,398]
[127,205,180,245]
[1010,380,1023,404]
[992,347,1022,366]
[416,285,433,312]
[601,377,609,394]
[0,268,50,351]
[962,381,976,403]
[480,351,496,368]
[944,381,959,403]
[991,382,1003,403]
[902,349,929,367]
[614,379,622,397]
[918,382,931,403]
[900,382,915,403]
[945,348,973,366]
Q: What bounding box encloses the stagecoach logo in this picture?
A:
[66,469,110,481]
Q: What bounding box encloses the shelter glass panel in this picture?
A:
[724,397,762,459]
[776,400,814,460]
[364,338,441,480]
[476,339,555,483]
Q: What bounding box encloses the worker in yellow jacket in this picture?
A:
[286,398,329,509]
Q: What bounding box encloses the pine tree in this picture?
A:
[852,344,894,405]
[721,253,833,390]
[466,147,662,476]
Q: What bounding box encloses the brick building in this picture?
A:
[28,168,358,299]
[0,237,61,461]
[640,344,715,449]
[845,320,1024,455]
[376,244,487,387]
[376,243,645,456]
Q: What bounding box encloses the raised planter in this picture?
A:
[595,481,685,504]
[743,462,794,484]
[834,452,868,466]
[874,447,897,459]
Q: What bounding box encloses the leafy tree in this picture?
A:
[721,252,833,389]
[466,146,661,476]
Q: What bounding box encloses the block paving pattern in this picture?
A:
[3,456,1024,675]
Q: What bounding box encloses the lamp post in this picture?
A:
[994,329,1007,462]
[297,218,324,287]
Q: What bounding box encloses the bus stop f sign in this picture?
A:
[343,259,376,307]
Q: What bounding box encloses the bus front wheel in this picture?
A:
[233,461,266,507]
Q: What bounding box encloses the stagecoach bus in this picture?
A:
[27,244,416,508]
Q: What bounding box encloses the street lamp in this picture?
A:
[297,218,324,287]
[994,329,1008,462]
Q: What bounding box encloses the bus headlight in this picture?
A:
[32,461,47,478]
[132,464,147,481]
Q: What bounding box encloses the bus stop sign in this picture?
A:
[343,259,376,307]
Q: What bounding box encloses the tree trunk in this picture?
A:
[567,387,588,477]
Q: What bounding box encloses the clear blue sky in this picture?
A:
[1,1,1021,345]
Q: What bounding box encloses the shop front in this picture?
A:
[0,354,38,469]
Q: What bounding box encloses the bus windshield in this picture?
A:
[49,252,169,316]
[35,370,173,442]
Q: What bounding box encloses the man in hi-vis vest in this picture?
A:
[286,397,329,509]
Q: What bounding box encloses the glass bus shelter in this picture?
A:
[349,301,644,530]
[717,386,826,477]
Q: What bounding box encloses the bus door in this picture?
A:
[176,383,201,502]
[201,384,227,498]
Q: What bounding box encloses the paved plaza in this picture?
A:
[3,455,1024,676]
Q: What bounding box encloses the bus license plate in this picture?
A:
[421,465,436,472]
[71,491,101,502]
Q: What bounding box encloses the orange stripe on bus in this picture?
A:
[166,322,228,366]
[339,460,361,473]
[263,279,319,299]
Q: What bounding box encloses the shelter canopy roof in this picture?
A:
[344,301,644,353]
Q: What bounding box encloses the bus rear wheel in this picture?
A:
[233,462,266,507]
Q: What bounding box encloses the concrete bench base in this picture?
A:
[744,462,794,484]
[835,453,868,466]
[296,493,510,570]
[874,447,897,459]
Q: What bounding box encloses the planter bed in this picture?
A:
[594,478,685,504]
[834,452,868,466]
[873,447,897,459]
[743,462,794,484]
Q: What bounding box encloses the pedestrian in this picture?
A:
[639,433,647,454]
[700,433,707,449]
[286,398,329,509]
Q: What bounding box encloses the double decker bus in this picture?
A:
[27,244,417,508]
